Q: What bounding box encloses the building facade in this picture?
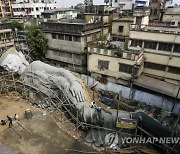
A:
[0,0,13,17]
[162,6,180,24]
[12,0,58,18]
[111,0,135,10]
[87,44,144,86]
[42,8,78,20]
[41,20,105,73]
[129,24,180,85]
[0,22,14,56]
[148,0,165,21]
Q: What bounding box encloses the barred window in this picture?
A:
[158,43,172,52]
[144,62,166,71]
[98,60,109,70]
[144,41,157,49]
[130,40,142,47]
[119,63,133,74]
[173,44,180,53]
[51,33,57,39]
[168,66,180,75]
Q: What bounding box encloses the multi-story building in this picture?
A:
[148,0,165,21]
[109,0,149,10]
[41,19,106,73]
[41,8,78,20]
[162,6,180,24]
[82,5,119,33]
[128,8,180,98]
[129,25,180,82]
[0,22,14,56]
[0,0,13,17]
[112,17,134,49]
[111,0,135,10]
[12,0,58,18]
[87,42,144,86]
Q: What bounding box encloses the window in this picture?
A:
[73,36,81,42]
[58,34,64,40]
[130,40,142,47]
[115,0,118,3]
[173,44,180,53]
[36,7,39,11]
[65,35,72,41]
[119,63,133,74]
[51,33,57,39]
[98,60,109,70]
[158,43,172,52]
[144,41,157,49]
[53,50,58,56]
[153,9,158,15]
[168,66,180,75]
[119,26,124,32]
[144,62,166,71]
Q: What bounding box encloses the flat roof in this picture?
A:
[134,75,180,99]
[42,8,76,14]
[113,17,134,22]
[164,6,180,15]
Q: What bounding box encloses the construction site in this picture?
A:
[0,47,179,154]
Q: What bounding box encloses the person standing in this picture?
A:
[14,114,19,121]
[7,116,13,128]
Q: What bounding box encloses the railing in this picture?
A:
[84,22,103,31]
[130,24,180,34]
[41,21,103,34]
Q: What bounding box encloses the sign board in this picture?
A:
[116,118,137,129]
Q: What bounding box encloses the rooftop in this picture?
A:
[113,17,134,22]
[130,23,180,34]
[164,6,180,15]
[41,20,103,34]
[42,8,76,14]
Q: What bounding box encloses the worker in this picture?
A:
[7,116,13,128]
[89,101,96,108]
[0,120,6,125]
[96,106,102,113]
[14,114,19,121]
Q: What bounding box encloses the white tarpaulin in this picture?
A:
[0,47,29,74]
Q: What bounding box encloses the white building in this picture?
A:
[111,0,135,10]
[41,8,77,20]
[12,0,58,18]
[110,0,149,10]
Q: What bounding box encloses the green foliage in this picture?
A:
[26,23,48,61]
[11,20,23,31]
[0,18,8,21]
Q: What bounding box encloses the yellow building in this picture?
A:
[0,0,13,17]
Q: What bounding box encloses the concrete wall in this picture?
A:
[88,53,138,85]
[112,0,134,10]
[112,21,133,36]
[46,49,85,66]
[45,33,85,53]
[0,29,14,50]
[162,14,180,23]
[129,30,180,82]
[129,30,180,44]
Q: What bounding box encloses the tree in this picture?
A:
[11,20,23,31]
[26,23,48,61]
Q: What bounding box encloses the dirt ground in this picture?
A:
[0,95,102,154]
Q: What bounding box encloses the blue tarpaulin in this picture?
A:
[100,96,114,106]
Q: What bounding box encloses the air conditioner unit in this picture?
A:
[170,20,178,27]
